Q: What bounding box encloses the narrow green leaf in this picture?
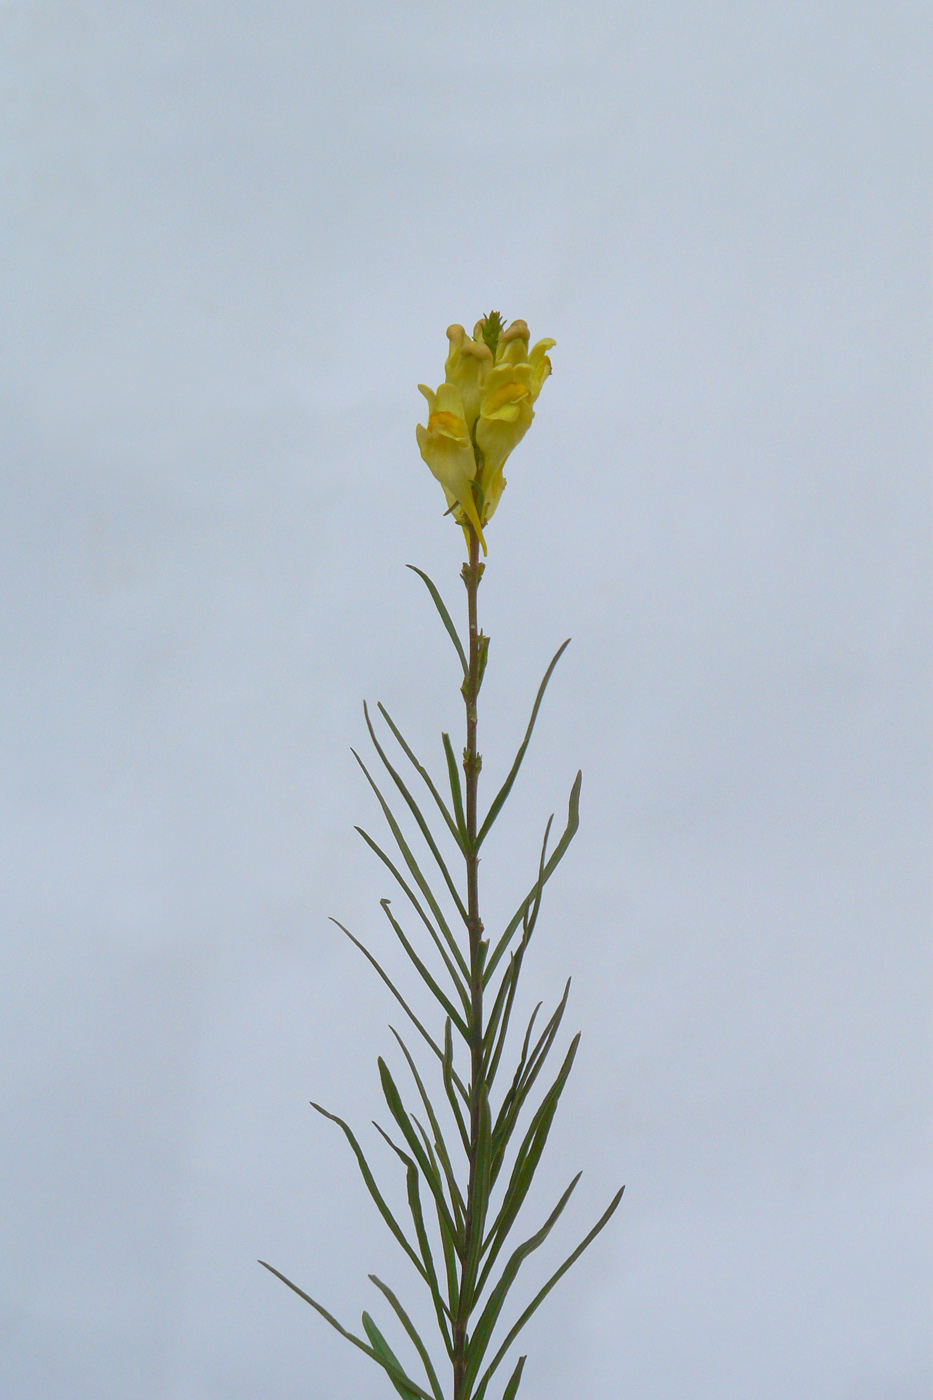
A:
[510,981,572,1121]
[491,983,571,1185]
[369,1122,462,1341]
[379,1058,462,1256]
[353,748,465,961]
[390,1026,466,1223]
[362,707,470,925]
[438,1189,460,1318]
[484,771,582,985]
[442,732,468,843]
[481,1037,580,1288]
[473,1186,625,1398]
[309,1100,426,1281]
[376,702,465,851]
[481,952,518,1083]
[381,900,471,1033]
[330,917,455,1081]
[402,1159,454,1354]
[443,1016,471,1154]
[501,1353,527,1400]
[459,1083,492,1317]
[407,564,468,678]
[362,1310,432,1400]
[475,1350,527,1400]
[517,813,554,953]
[353,823,467,980]
[476,640,571,849]
[369,1275,446,1400]
[484,815,553,1091]
[462,1174,583,1396]
[258,1260,429,1400]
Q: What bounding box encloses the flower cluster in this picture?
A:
[416,312,554,552]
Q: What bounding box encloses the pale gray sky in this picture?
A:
[1,3,930,1398]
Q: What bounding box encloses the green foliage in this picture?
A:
[262,559,622,1399]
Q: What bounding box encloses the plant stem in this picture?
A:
[453,524,484,1399]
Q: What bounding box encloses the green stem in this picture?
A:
[453,525,485,1400]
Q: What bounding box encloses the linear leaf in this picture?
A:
[391,1026,466,1223]
[480,1037,580,1289]
[476,641,570,849]
[309,1100,425,1280]
[462,1174,582,1396]
[502,1353,527,1400]
[377,703,464,851]
[491,983,571,1185]
[368,1276,446,1400]
[353,822,470,985]
[381,900,470,1032]
[484,771,581,985]
[362,1310,432,1400]
[402,1159,454,1354]
[407,564,468,678]
[258,1260,429,1400]
[474,1185,625,1398]
[363,705,469,924]
[443,1017,471,1154]
[353,749,464,957]
[442,732,468,843]
[484,815,553,1089]
[379,1058,462,1255]
[475,1351,528,1400]
[460,1082,492,1317]
[330,917,453,1078]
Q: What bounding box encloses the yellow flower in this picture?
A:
[444,324,492,433]
[415,381,486,548]
[417,313,554,550]
[473,318,556,526]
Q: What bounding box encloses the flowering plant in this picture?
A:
[262,314,622,1400]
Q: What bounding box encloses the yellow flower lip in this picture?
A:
[482,382,531,420]
[428,410,471,442]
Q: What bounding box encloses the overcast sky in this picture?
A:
[2,3,931,1398]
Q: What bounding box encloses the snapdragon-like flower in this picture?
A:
[416,312,554,551]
